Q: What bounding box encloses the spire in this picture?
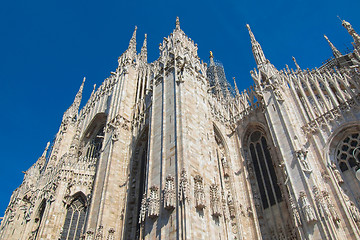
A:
[74,77,85,107]
[324,35,342,58]
[140,34,147,62]
[176,16,180,31]
[246,24,267,66]
[341,19,360,45]
[90,84,96,99]
[292,57,301,71]
[41,142,50,159]
[128,26,137,51]
[63,77,85,120]
[233,77,240,96]
[36,141,50,169]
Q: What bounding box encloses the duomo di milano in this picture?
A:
[1,16,360,240]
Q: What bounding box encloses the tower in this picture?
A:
[1,17,360,240]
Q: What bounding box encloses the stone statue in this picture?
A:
[296,149,312,173]
[299,191,317,223]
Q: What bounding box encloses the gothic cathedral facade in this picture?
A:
[1,17,360,240]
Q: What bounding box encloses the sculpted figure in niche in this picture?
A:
[312,186,330,218]
[210,184,221,217]
[322,191,340,225]
[164,175,175,210]
[179,169,189,202]
[194,175,206,209]
[148,186,159,218]
[299,191,317,223]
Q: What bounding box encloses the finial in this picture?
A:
[324,35,342,58]
[209,51,215,66]
[176,17,180,30]
[292,56,301,70]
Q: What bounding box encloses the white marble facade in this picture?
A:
[1,17,360,239]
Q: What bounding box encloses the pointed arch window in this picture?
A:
[248,131,282,209]
[60,197,87,240]
[85,125,105,159]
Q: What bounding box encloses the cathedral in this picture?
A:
[1,17,360,240]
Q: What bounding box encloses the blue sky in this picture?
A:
[0,0,359,216]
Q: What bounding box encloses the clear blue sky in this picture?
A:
[0,0,359,216]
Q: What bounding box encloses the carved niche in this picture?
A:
[164,175,176,210]
[194,175,206,209]
[148,185,159,218]
[210,184,221,217]
[312,186,330,219]
[179,169,189,203]
[299,191,317,223]
[322,190,340,225]
[289,196,302,227]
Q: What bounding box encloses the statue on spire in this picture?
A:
[246,24,267,66]
[341,19,360,45]
[209,51,215,66]
[324,35,342,58]
[292,57,301,71]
